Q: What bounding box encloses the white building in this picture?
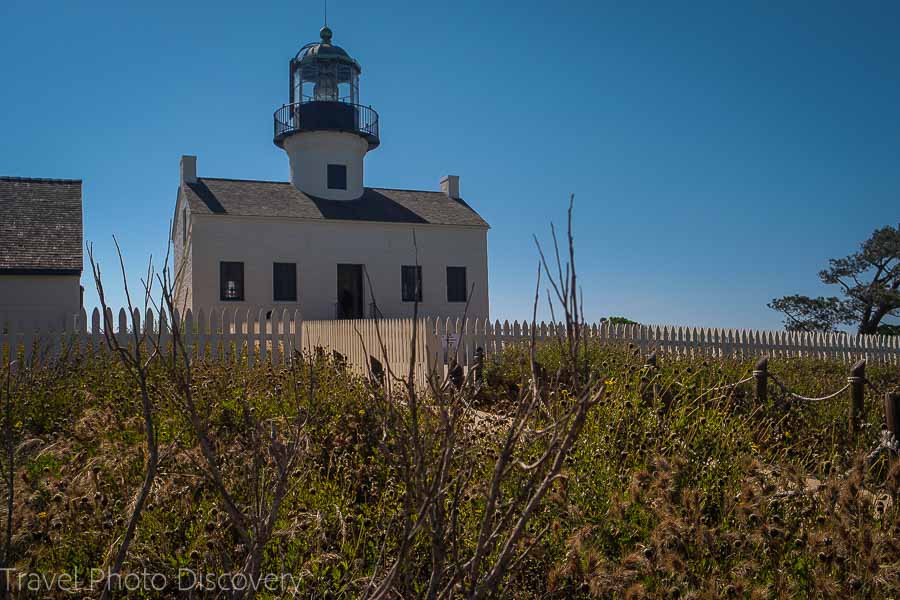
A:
[172,26,490,320]
[0,177,83,326]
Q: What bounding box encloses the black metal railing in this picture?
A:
[274,101,379,148]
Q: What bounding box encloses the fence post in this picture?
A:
[473,346,485,384]
[848,359,866,435]
[370,355,385,387]
[884,392,900,444]
[641,352,657,406]
[753,357,768,404]
[448,358,463,390]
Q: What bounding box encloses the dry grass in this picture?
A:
[0,342,898,598]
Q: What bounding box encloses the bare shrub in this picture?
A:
[362,196,606,599]
[150,246,313,599]
[86,238,162,599]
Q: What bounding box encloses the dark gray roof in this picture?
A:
[0,177,83,273]
[181,178,489,228]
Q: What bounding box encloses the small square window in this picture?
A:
[447,266,467,302]
[401,265,422,302]
[273,262,297,302]
[327,164,347,190]
[220,261,244,301]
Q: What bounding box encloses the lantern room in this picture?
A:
[274,26,379,151]
[292,26,359,104]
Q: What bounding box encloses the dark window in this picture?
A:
[273,262,297,302]
[447,266,467,302]
[182,208,187,244]
[401,265,423,302]
[220,261,244,301]
[327,164,347,190]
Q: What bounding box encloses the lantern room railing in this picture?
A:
[274,101,379,149]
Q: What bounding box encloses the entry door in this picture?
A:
[337,264,364,319]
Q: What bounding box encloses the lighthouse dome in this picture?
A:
[294,27,361,72]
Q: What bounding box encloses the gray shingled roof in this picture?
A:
[181,178,489,228]
[0,177,83,273]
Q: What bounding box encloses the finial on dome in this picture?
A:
[320,26,333,44]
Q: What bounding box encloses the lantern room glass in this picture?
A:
[293,62,359,105]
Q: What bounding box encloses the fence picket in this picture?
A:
[184,309,194,361]
[257,309,267,365]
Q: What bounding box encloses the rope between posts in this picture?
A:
[704,374,755,392]
[786,384,850,403]
[769,372,851,402]
[647,354,894,403]
[670,373,754,398]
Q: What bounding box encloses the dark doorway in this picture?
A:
[337,264,364,319]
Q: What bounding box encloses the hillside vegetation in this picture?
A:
[3,340,899,598]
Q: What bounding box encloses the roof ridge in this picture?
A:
[371,186,444,194]
[199,176,291,184]
[198,178,449,196]
[0,176,82,184]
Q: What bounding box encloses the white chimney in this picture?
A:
[440,175,460,199]
[180,155,197,184]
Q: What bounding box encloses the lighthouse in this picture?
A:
[273,26,379,201]
[173,25,489,321]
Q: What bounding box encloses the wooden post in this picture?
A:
[370,355,385,386]
[885,392,900,442]
[448,358,464,390]
[641,352,657,407]
[848,359,866,435]
[753,357,768,404]
[473,346,485,384]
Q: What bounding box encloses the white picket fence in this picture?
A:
[422,318,900,368]
[1,311,899,381]
[302,317,900,384]
[0,307,303,371]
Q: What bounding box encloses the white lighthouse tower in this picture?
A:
[273,26,380,200]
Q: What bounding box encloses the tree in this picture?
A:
[602,316,639,325]
[769,225,900,334]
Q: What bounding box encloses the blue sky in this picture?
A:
[2,0,898,329]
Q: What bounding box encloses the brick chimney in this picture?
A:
[180,155,197,185]
[440,175,460,199]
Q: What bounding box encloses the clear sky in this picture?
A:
[2,0,898,329]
